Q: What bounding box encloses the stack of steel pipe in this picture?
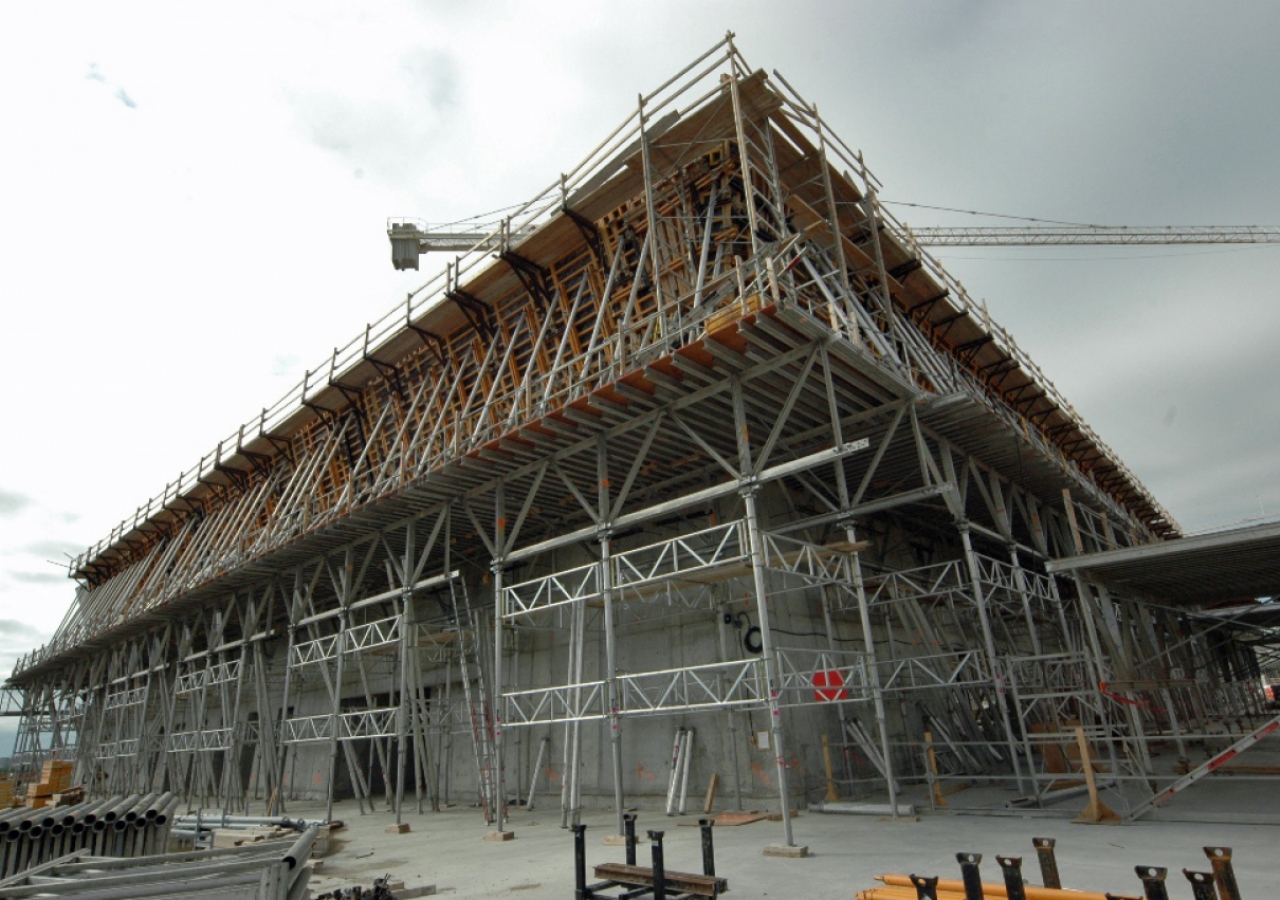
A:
[0,792,180,880]
[0,824,320,899]
[170,811,329,848]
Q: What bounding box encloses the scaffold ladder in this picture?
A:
[448,579,501,824]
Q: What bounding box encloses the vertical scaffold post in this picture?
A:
[958,522,1028,794]
[492,560,506,833]
[394,584,411,826]
[600,531,625,839]
[325,607,347,826]
[742,487,793,847]
[492,481,508,832]
[848,525,899,817]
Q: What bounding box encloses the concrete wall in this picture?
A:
[257,482,1000,815]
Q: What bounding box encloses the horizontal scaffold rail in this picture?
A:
[175,659,242,695]
[289,615,403,667]
[283,707,399,743]
[503,646,1000,727]
[165,723,258,753]
[503,520,864,623]
[502,659,766,726]
[1005,651,1094,698]
[93,738,140,760]
[103,685,148,710]
[849,553,1057,614]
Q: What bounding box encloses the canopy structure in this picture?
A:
[1046,519,1280,606]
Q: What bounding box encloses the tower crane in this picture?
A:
[387,219,1280,269]
[904,226,1280,247]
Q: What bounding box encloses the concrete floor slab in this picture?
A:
[295,798,1277,899]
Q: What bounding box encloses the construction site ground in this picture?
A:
[295,747,1280,900]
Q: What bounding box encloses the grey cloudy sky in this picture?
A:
[2,2,1279,734]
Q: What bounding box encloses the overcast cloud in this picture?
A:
[1,2,1278,706]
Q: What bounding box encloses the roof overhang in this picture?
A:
[1045,520,1280,605]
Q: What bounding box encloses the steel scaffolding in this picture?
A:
[7,35,1261,840]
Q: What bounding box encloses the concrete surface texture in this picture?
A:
[298,798,1275,899]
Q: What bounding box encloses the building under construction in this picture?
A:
[6,36,1278,849]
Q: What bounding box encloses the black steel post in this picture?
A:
[1183,870,1218,900]
[997,856,1027,900]
[956,852,984,900]
[572,824,588,900]
[910,874,941,900]
[648,830,666,900]
[1136,866,1169,900]
[699,818,715,877]
[1204,847,1241,900]
[623,813,637,867]
[1032,837,1062,890]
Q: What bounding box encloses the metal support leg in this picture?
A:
[623,813,637,866]
[1204,847,1241,900]
[648,830,666,900]
[1032,837,1061,890]
[573,824,588,900]
[996,856,1027,900]
[1183,870,1217,900]
[910,875,941,900]
[956,853,983,900]
[1136,866,1169,900]
[699,819,715,877]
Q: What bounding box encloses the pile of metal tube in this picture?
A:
[0,792,181,880]
[170,811,329,847]
[0,824,320,900]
